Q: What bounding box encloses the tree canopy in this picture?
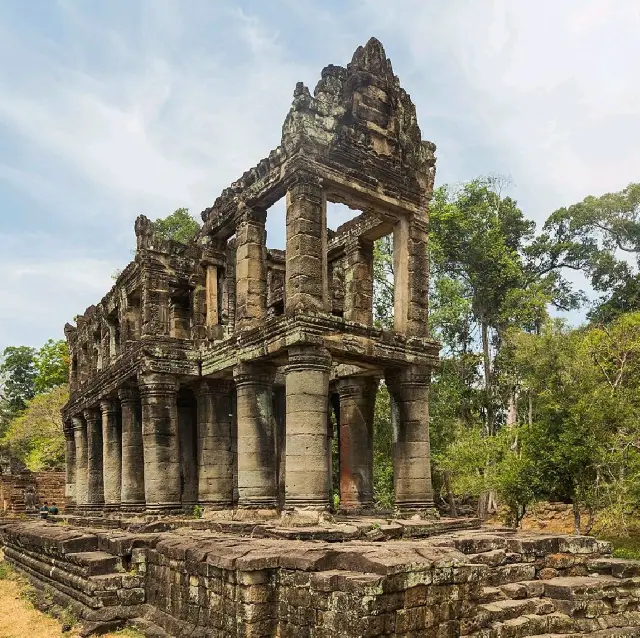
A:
[152,207,201,244]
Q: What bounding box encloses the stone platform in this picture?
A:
[3,517,640,637]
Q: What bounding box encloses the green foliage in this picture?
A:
[34,339,69,394]
[1,385,68,471]
[152,207,201,244]
[192,505,204,519]
[0,561,14,580]
[372,384,394,509]
[540,182,640,321]
[373,235,394,330]
[0,346,37,425]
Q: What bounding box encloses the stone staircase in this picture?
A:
[0,521,152,635]
[446,533,640,637]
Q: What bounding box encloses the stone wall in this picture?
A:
[4,520,640,637]
[0,471,65,514]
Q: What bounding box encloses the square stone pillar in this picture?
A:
[344,237,374,326]
[118,387,145,510]
[385,366,434,511]
[100,398,122,511]
[235,206,267,331]
[233,363,277,507]
[285,172,328,313]
[336,377,376,510]
[63,422,76,511]
[393,216,429,337]
[84,408,104,510]
[195,380,234,506]
[142,273,169,337]
[72,415,88,508]
[284,346,332,508]
[139,373,181,512]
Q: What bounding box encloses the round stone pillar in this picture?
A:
[195,380,234,506]
[337,377,376,510]
[84,407,104,510]
[100,398,121,511]
[118,387,145,510]
[139,374,181,512]
[284,346,332,508]
[63,421,77,511]
[72,415,88,508]
[233,363,277,508]
[385,366,434,511]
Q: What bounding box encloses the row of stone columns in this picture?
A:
[65,361,433,513]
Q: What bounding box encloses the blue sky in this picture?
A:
[1,0,639,352]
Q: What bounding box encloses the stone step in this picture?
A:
[528,630,640,638]
[543,575,623,600]
[468,612,574,637]
[66,551,122,576]
[588,558,640,579]
[478,598,556,625]
[480,586,506,604]
[488,564,537,586]
[500,581,545,600]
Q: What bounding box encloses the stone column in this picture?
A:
[139,373,181,512]
[285,171,328,313]
[393,216,429,337]
[285,347,332,508]
[344,237,374,326]
[337,377,376,509]
[118,387,145,510]
[195,380,234,506]
[63,422,77,511]
[100,398,121,511]
[235,206,267,331]
[233,363,277,507]
[178,394,198,509]
[72,415,88,508]
[385,366,434,510]
[84,408,104,510]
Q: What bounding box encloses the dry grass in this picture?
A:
[0,557,144,638]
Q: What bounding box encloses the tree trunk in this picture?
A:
[443,471,457,517]
[506,391,517,427]
[481,320,493,435]
[528,392,533,427]
[572,501,581,535]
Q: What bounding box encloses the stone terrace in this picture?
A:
[3,520,640,636]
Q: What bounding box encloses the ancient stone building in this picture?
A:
[5,38,640,638]
[61,37,439,517]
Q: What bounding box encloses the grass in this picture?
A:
[605,536,640,560]
[111,628,146,637]
[0,561,14,580]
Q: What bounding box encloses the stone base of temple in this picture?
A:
[3,515,640,637]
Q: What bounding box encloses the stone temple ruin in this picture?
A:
[59,37,439,517]
[4,39,640,637]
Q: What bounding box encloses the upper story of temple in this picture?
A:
[62,37,440,419]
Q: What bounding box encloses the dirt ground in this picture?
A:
[0,559,141,638]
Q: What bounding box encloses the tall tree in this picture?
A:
[0,346,37,433]
[2,385,68,471]
[539,182,640,321]
[34,339,69,394]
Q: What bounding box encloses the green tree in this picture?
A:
[34,339,69,394]
[152,207,201,244]
[539,183,640,321]
[0,346,37,432]
[372,236,394,330]
[1,385,68,471]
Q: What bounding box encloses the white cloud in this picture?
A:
[359,0,640,220]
